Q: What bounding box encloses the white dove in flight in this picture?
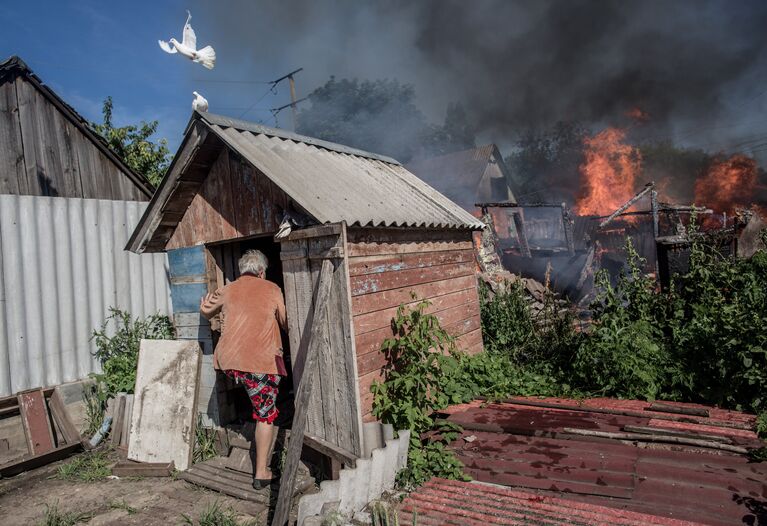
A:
[158,11,216,69]
[192,91,209,112]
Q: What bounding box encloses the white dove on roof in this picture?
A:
[192,91,209,112]
[159,11,216,69]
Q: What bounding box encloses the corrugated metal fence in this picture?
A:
[0,195,172,396]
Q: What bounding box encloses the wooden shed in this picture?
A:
[127,111,484,457]
[0,56,153,200]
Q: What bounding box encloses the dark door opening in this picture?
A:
[206,235,294,427]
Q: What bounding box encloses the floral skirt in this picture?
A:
[223,369,281,424]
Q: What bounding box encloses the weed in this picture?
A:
[370,500,400,526]
[55,451,112,482]
[38,502,92,526]
[90,308,174,398]
[109,500,136,515]
[181,500,255,526]
[81,382,106,437]
[193,414,220,464]
[757,412,767,439]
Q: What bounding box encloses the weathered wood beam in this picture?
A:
[304,434,357,469]
[511,212,531,258]
[272,259,334,526]
[561,202,575,255]
[598,182,654,229]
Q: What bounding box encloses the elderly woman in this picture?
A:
[200,249,287,489]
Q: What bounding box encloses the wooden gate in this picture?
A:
[280,222,362,457]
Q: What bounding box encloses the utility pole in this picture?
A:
[270,68,303,131]
[289,75,298,130]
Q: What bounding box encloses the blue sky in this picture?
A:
[2,1,767,166]
[0,1,298,151]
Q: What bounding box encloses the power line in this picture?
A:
[192,78,274,84]
[238,68,303,120]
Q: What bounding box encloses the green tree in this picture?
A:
[505,121,588,203]
[297,77,474,163]
[91,97,171,187]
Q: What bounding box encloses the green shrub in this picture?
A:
[757,412,767,439]
[479,278,581,371]
[571,250,673,400]
[91,308,174,397]
[667,238,767,412]
[479,279,536,356]
[371,298,468,488]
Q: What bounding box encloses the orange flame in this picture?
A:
[694,154,758,215]
[575,128,642,216]
[625,107,650,122]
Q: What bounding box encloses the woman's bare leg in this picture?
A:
[254,421,276,479]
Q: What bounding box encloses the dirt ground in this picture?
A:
[0,453,304,526]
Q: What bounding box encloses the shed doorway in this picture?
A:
[205,235,295,427]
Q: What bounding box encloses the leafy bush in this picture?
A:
[371,299,468,488]
[91,308,174,397]
[667,237,767,412]
[479,232,767,416]
[571,244,674,400]
[756,412,767,439]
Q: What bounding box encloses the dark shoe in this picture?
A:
[252,478,273,490]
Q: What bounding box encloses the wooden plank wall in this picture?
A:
[0,78,146,200]
[167,149,290,250]
[280,225,362,456]
[347,228,484,421]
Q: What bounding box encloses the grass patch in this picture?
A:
[180,500,255,526]
[55,451,112,482]
[38,502,92,526]
[193,414,220,464]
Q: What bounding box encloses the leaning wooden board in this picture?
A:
[127,340,201,471]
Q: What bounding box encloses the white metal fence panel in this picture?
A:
[0,195,172,396]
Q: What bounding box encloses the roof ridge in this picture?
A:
[0,55,154,197]
[196,111,401,165]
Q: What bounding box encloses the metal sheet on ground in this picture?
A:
[127,340,201,471]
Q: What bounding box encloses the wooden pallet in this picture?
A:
[180,457,314,505]
[180,457,272,503]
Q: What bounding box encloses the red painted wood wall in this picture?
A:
[346,228,484,421]
[167,149,290,250]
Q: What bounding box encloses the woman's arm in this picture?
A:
[200,289,224,319]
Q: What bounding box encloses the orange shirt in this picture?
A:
[200,274,288,375]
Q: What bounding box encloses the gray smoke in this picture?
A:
[193,0,767,161]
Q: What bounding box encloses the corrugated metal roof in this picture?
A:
[0,195,171,396]
[442,398,765,526]
[200,112,484,230]
[401,478,701,526]
[129,112,484,252]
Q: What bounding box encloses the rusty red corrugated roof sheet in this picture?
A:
[400,478,704,525]
[438,398,766,526]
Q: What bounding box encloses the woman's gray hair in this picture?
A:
[238,249,268,276]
